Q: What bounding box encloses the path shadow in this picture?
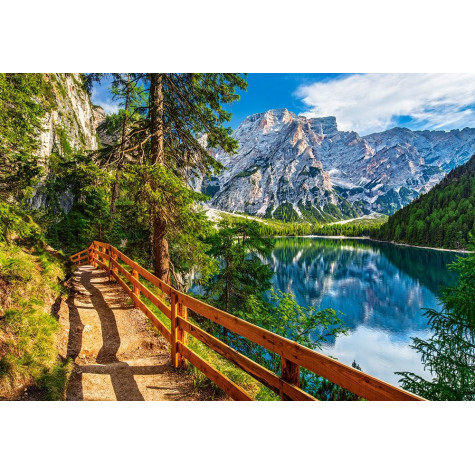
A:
[67,265,144,401]
[66,277,84,361]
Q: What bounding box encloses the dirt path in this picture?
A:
[60,265,206,401]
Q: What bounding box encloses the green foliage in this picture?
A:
[0,201,41,244]
[373,156,475,249]
[196,220,355,400]
[237,289,346,358]
[209,208,387,239]
[397,239,475,400]
[0,73,52,200]
[297,200,333,223]
[43,153,114,254]
[81,73,248,283]
[203,220,274,312]
[272,202,300,222]
[315,218,386,237]
[231,289,354,400]
[185,333,278,401]
[228,215,312,237]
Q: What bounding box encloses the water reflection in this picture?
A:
[267,237,462,385]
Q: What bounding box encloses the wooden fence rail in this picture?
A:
[70,241,425,401]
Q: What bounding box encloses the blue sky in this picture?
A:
[91,73,475,136]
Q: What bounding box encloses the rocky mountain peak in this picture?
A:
[203,108,475,220]
[308,116,338,135]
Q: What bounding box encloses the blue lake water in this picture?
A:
[266,237,462,386]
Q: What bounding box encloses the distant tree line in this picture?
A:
[371,155,475,250]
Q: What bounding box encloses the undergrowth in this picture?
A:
[132,271,278,400]
[0,243,72,400]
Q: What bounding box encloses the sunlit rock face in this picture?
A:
[39,74,99,158]
[29,74,100,213]
[205,109,475,217]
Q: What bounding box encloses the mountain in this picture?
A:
[204,109,475,220]
[372,155,475,250]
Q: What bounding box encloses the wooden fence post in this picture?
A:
[171,291,181,368]
[132,267,140,307]
[281,357,300,401]
[176,301,188,368]
[112,250,118,278]
[109,249,115,281]
[106,247,111,280]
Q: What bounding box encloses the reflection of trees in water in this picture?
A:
[396,247,475,401]
[268,238,457,336]
[375,241,461,294]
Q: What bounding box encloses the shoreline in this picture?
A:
[274,234,471,254]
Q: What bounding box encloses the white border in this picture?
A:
[1,1,472,472]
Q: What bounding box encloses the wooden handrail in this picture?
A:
[69,241,425,401]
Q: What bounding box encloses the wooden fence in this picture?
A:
[69,241,425,401]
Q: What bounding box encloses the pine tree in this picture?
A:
[396,240,475,400]
[202,219,274,312]
[87,73,247,284]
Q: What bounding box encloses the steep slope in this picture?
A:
[205,109,475,220]
[373,155,475,249]
[29,74,102,212]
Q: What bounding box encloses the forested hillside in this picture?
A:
[372,155,475,250]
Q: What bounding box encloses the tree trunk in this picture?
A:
[149,73,170,283]
[110,170,122,215]
[153,211,170,282]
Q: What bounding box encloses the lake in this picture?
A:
[267,237,463,387]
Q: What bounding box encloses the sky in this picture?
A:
[91,73,475,136]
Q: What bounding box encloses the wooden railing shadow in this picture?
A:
[69,242,426,401]
[66,265,143,401]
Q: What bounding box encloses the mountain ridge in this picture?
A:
[202,108,475,221]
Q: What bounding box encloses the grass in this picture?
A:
[0,243,72,400]
[185,333,279,401]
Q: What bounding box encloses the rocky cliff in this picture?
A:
[210,109,358,222]
[206,109,475,219]
[29,74,103,211]
[39,74,99,157]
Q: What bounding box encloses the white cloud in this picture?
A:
[295,73,475,135]
[322,325,432,386]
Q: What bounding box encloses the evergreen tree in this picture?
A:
[87,73,247,284]
[396,239,475,400]
[202,220,274,312]
[373,155,475,249]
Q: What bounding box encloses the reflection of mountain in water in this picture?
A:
[268,238,460,338]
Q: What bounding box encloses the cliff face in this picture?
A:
[205,109,475,219]
[38,74,99,157]
[30,74,102,211]
[210,109,357,222]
